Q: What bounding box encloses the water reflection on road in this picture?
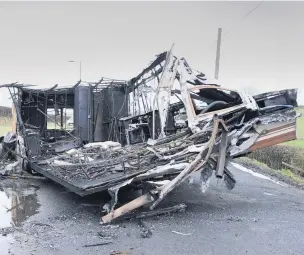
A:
[0,180,40,228]
[0,179,40,254]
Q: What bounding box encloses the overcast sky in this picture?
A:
[0,1,303,106]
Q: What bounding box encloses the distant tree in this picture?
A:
[0,106,12,118]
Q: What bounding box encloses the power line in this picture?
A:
[223,0,264,37]
[204,1,265,55]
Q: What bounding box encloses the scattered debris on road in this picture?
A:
[1,227,16,236]
[132,203,187,219]
[110,251,130,255]
[138,219,152,239]
[171,230,192,236]
[0,47,300,223]
[83,240,114,248]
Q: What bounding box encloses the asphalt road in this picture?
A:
[4,163,304,255]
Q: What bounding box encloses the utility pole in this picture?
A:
[214,28,222,80]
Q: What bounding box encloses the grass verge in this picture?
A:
[296,107,304,139]
[246,144,304,187]
[285,139,304,148]
[0,125,12,136]
[280,169,304,184]
[248,145,304,172]
[235,157,304,189]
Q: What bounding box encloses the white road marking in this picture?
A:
[229,162,287,187]
[264,192,275,196]
[172,230,192,236]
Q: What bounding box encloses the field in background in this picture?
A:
[0,118,73,136]
[47,122,73,130]
[296,107,304,138]
[0,117,12,135]
[285,107,304,148]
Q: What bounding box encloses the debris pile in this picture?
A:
[0,47,300,223]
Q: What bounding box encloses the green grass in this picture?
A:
[240,157,304,185]
[280,169,304,184]
[285,139,304,148]
[296,108,304,139]
[282,108,304,148]
[0,119,73,136]
[248,158,269,168]
[47,122,73,130]
[0,125,12,136]
[0,117,12,136]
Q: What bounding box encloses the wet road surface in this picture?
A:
[1,163,304,255]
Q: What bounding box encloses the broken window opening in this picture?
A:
[46,108,74,131]
[190,87,243,116]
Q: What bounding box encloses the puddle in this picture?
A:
[0,180,40,254]
[0,234,14,255]
[0,180,40,228]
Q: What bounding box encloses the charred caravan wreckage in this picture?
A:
[0,49,300,223]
